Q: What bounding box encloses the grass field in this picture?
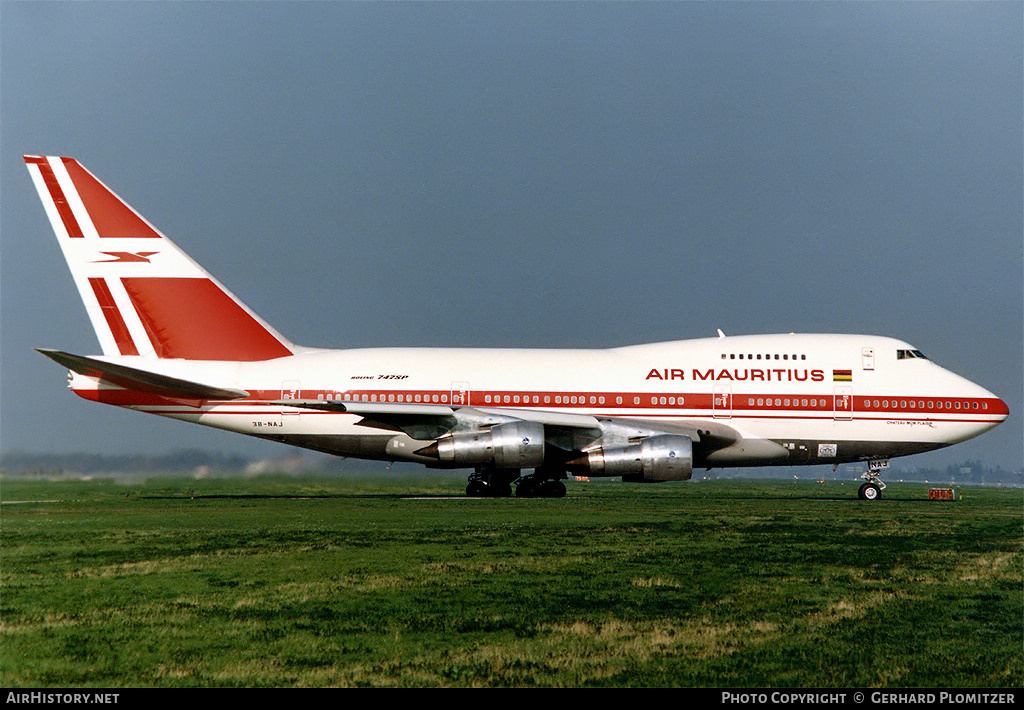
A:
[1,473,1020,687]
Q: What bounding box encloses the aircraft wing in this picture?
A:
[272,398,731,450]
[272,398,605,440]
[36,349,250,401]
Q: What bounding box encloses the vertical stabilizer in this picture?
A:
[24,156,295,361]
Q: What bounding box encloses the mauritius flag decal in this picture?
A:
[833,369,853,382]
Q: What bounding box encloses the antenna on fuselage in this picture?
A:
[716,329,726,338]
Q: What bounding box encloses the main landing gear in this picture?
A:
[515,476,566,498]
[466,467,567,498]
[858,459,888,500]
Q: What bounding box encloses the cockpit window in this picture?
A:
[896,349,928,360]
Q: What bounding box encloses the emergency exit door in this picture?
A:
[834,386,853,421]
[713,385,732,418]
[451,381,471,406]
[281,380,301,415]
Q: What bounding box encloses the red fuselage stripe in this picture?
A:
[73,386,1009,419]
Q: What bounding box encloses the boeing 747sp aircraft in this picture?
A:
[24,156,1008,499]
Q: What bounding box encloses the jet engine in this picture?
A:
[569,435,693,482]
[416,420,545,469]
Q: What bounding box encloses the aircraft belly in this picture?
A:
[697,415,964,468]
[249,433,403,460]
[738,415,967,446]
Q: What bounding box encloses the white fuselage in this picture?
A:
[69,333,1007,469]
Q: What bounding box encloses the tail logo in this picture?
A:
[93,251,159,263]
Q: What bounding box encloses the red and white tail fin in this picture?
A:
[24,156,295,361]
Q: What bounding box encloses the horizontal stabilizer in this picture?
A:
[36,348,249,401]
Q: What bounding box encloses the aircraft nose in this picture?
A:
[975,383,1009,428]
[992,394,1009,421]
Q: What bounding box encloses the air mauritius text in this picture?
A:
[646,368,825,382]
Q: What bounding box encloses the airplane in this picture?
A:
[24,155,1008,500]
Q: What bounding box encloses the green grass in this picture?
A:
[1,474,1021,687]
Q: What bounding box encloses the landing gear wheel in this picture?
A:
[466,480,512,497]
[539,479,566,498]
[515,477,566,498]
[466,479,489,497]
[856,459,888,501]
[515,478,538,498]
[466,468,516,497]
[858,482,882,500]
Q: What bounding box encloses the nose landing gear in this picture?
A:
[858,459,888,500]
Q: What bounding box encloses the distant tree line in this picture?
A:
[0,449,250,476]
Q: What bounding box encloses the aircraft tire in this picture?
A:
[540,480,566,498]
[516,478,539,498]
[467,480,488,497]
[858,482,882,501]
[490,482,512,498]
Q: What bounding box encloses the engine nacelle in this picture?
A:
[429,420,545,469]
[573,435,693,482]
